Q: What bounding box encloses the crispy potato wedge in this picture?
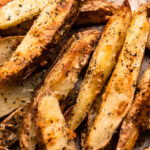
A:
[36,30,100,150]
[0,36,44,118]
[37,93,77,150]
[0,105,28,147]
[66,0,132,131]
[0,0,80,83]
[0,0,51,30]
[0,0,117,36]
[75,0,118,27]
[86,6,149,149]
[19,29,101,150]
[116,67,150,150]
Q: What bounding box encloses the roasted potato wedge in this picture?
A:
[116,67,150,150]
[0,105,28,147]
[0,0,117,37]
[0,0,51,30]
[86,6,149,149]
[37,30,100,150]
[75,0,118,27]
[66,0,132,131]
[0,36,43,118]
[0,0,80,83]
[37,93,77,150]
[20,29,101,150]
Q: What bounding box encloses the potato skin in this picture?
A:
[0,105,28,147]
[19,29,101,150]
[66,0,132,131]
[86,5,149,150]
[75,0,118,27]
[117,67,150,150]
[0,0,80,83]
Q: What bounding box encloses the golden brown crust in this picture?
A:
[86,4,149,150]
[117,67,150,150]
[0,0,80,83]
[66,0,132,131]
[19,29,100,150]
[0,0,117,37]
[75,0,118,26]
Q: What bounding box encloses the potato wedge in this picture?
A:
[0,0,117,36]
[86,6,149,149]
[0,0,51,30]
[66,0,132,131]
[37,92,77,150]
[36,29,100,149]
[0,0,80,83]
[0,105,28,147]
[0,36,43,118]
[75,0,118,27]
[19,29,101,150]
[116,67,150,150]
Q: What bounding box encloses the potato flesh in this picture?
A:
[117,67,150,150]
[0,0,51,30]
[66,0,132,131]
[87,6,149,149]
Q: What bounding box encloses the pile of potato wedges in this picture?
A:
[0,0,150,150]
